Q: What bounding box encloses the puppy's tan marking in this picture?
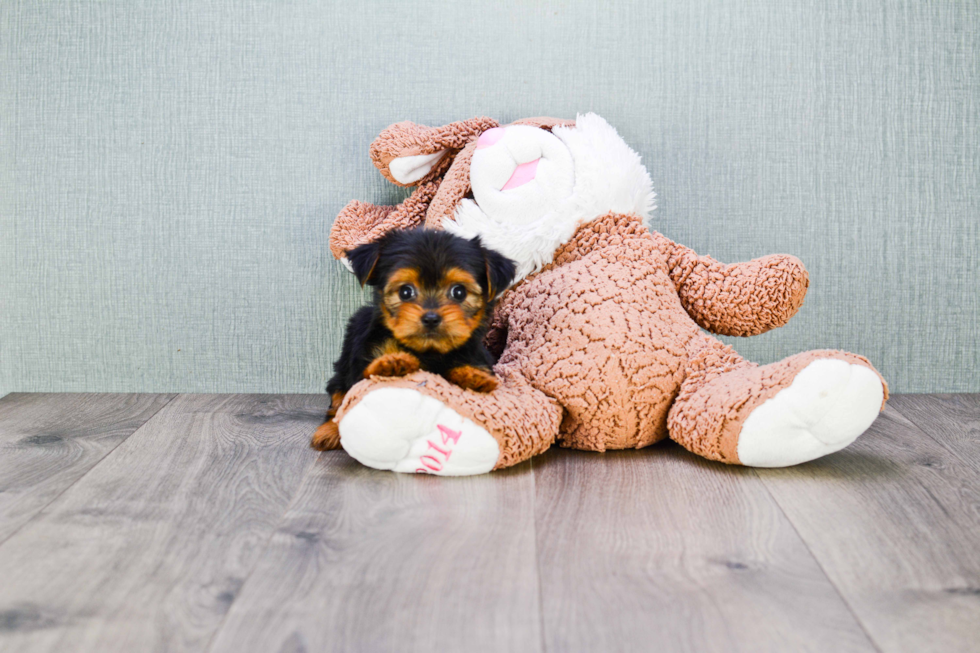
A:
[447,365,498,393]
[381,265,490,354]
[435,270,486,351]
[443,267,482,294]
[365,351,421,378]
[384,268,421,296]
[311,391,346,451]
[311,420,341,451]
[372,338,404,358]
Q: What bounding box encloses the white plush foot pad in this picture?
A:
[737,359,884,467]
[339,388,500,476]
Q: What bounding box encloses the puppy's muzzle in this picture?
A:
[421,311,442,329]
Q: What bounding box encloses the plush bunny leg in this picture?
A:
[335,369,562,475]
[668,338,887,466]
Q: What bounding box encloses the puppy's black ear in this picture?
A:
[346,240,382,286]
[476,239,516,299]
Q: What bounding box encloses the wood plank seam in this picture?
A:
[530,457,547,653]
[0,393,179,549]
[749,466,885,653]
[757,403,980,651]
[0,393,328,652]
[206,452,543,652]
[201,449,327,653]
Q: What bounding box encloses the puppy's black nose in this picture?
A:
[421,311,442,328]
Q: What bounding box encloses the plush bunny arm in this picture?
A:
[651,232,809,337]
[329,181,440,260]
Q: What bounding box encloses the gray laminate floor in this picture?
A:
[0,393,976,653]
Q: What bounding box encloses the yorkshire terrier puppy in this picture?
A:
[311,229,517,451]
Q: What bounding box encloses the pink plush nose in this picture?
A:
[501,159,539,190]
[476,127,506,149]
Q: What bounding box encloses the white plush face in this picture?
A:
[443,113,656,283]
[469,125,575,226]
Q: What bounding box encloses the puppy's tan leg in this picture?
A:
[447,365,498,393]
[311,391,345,451]
[364,352,421,378]
[311,420,341,451]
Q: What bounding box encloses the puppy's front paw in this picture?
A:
[364,352,421,378]
[447,366,498,393]
[311,420,341,451]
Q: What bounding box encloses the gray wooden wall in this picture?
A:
[1,0,978,395]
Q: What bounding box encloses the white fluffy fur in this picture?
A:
[444,113,656,282]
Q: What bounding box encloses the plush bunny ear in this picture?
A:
[370,117,499,186]
[329,181,440,262]
[423,141,478,229]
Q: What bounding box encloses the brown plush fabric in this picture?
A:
[494,213,701,452]
[423,141,477,229]
[337,367,563,471]
[329,180,440,259]
[668,347,888,463]
[337,211,887,468]
[370,117,499,185]
[331,117,888,471]
[650,232,810,336]
[334,117,578,256]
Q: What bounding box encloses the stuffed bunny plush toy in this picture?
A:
[326,113,887,475]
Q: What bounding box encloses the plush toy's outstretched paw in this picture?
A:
[736,359,884,467]
[339,387,500,475]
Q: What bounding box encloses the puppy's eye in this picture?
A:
[449,284,467,301]
[398,285,416,301]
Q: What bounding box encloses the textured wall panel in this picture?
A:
[1,0,977,394]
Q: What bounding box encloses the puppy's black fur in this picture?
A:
[329,229,515,392]
[311,229,516,451]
